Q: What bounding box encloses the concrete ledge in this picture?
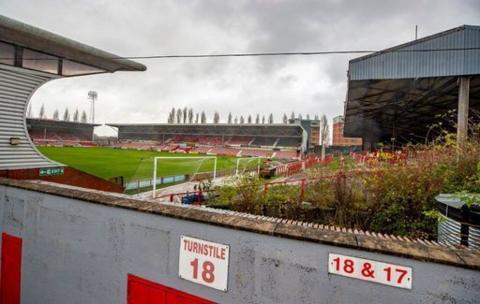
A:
[1,177,479,270]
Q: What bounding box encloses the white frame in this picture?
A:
[235,157,263,176]
[152,156,217,198]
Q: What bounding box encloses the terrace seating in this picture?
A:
[276,137,302,147]
[240,148,272,158]
[226,136,252,145]
[210,146,241,156]
[273,150,298,159]
[194,146,213,154]
[250,137,278,146]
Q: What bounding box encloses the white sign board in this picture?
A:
[328,253,413,289]
[179,235,230,291]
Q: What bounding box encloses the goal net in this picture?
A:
[152,156,218,198]
[235,157,262,176]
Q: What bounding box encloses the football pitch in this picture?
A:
[38,147,240,181]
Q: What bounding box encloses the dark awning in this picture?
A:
[344,76,480,144]
[0,15,146,72]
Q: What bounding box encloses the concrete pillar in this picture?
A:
[457,77,470,148]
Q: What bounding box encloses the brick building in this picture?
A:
[332,115,362,146]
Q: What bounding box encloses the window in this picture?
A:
[22,48,59,74]
[0,41,15,66]
[62,59,104,76]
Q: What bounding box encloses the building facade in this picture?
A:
[332,115,363,146]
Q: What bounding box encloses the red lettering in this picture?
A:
[396,269,408,284]
[343,259,354,273]
[384,267,392,282]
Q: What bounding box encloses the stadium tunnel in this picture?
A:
[0,15,145,190]
[344,25,480,149]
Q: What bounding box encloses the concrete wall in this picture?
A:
[1,183,479,304]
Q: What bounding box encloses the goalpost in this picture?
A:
[152,156,217,198]
[235,157,263,176]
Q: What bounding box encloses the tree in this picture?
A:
[282,113,288,124]
[81,111,88,123]
[306,114,310,120]
[268,113,274,124]
[183,107,188,123]
[176,108,182,124]
[255,114,260,124]
[53,109,59,120]
[234,116,238,124]
[320,114,329,161]
[213,112,220,124]
[168,107,175,123]
[290,111,295,120]
[63,108,70,121]
[195,113,199,123]
[39,104,45,119]
[298,113,303,120]
[27,104,32,118]
[73,109,79,122]
[247,115,252,124]
[227,112,232,124]
[188,108,194,123]
[201,111,207,124]
[239,115,245,124]
[262,115,265,124]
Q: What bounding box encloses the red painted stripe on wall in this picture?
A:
[1,233,22,304]
[127,274,215,304]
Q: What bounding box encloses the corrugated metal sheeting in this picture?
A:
[349,25,480,80]
[0,66,58,169]
[438,215,480,250]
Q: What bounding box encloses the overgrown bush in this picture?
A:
[209,127,480,239]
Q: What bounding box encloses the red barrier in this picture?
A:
[1,233,22,304]
[128,274,215,304]
[275,154,333,177]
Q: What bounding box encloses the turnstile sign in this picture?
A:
[179,235,229,291]
[328,253,413,289]
[39,167,64,177]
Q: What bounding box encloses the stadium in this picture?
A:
[108,122,307,158]
[27,118,99,146]
[26,118,313,193]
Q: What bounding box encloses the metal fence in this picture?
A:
[124,175,186,191]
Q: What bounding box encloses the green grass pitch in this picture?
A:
[38,146,239,181]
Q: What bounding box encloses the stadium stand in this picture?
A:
[194,146,213,154]
[27,118,98,146]
[226,136,253,145]
[250,137,278,146]
[276,137,303,147]
[274,150,299,159]
[240,148,273,158]
[209,146,241,156]
[107,123,307,159]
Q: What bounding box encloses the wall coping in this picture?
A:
[1,177,479,270]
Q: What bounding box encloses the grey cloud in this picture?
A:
[2,0,479,136]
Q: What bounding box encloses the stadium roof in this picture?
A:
[344,25,480,144]
[0,15,146,73]
[27,118,101,127]
[107,123,299,127]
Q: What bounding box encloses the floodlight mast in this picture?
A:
[88,91,97,123]
[88,90,97,141]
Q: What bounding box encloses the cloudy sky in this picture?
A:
[3,0,480,135]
